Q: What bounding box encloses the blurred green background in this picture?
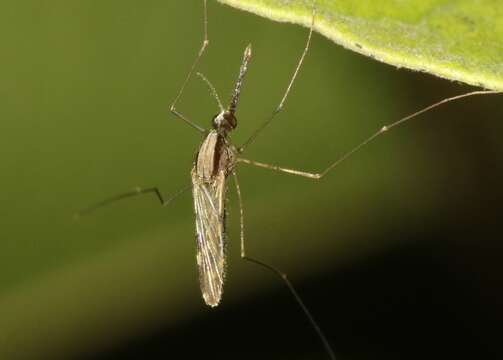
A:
[1,1,502,359]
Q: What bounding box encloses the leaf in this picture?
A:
[217,0,503,91]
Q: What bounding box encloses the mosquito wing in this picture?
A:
[192,170,226,307]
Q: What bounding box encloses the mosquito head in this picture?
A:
[212,110,237,133]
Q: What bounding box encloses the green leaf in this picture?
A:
[217,0,503,90]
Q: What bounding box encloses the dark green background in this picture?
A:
[1,1,502,359]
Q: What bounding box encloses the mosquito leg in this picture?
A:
[239,7,316,152]
[75,185,190,218]
[238,90,501,180]
[169,0,209,133]
[232,171,335,360]
[237,158,321,179]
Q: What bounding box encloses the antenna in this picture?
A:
[229,44,252,114]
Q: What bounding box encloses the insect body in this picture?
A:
[192,129,234,306]
[191,47,248,306]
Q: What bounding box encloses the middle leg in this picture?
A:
[232,171,335,359]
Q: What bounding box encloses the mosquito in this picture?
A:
[76,1,501,359]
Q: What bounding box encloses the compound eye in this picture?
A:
[224,113,237,129]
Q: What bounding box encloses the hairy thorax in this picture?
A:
[193,130,236,181]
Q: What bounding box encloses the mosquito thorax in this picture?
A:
[212,111,237,133]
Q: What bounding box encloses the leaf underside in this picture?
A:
[217,0,503,91]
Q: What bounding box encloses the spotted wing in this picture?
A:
[192,170,226,307]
